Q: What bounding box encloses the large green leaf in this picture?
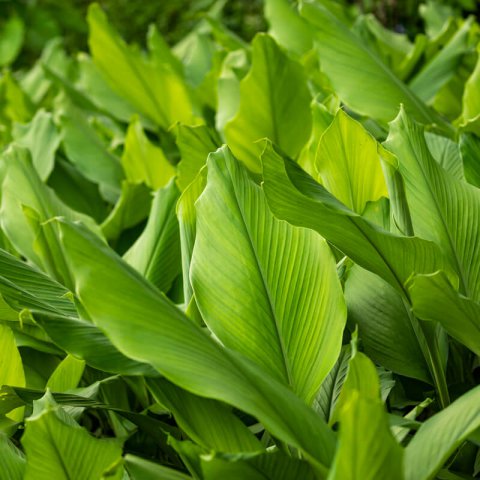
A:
[87,3,197,128]
[125,455,191,480]
[201,450,317,480]
[264,0,314,56]
[12,109,61,180]
[384,107,480,301]
[124,181,181,293]
[192,146,346,403]
[425,132,465,181]
[0,146,100,288]
[57,218,337,471]
[261,142,452,294]
[224,34,311,172]
[408,17,473,103]
[148,378,261,453]
[345,265,431,383]
[22,393,122,480]
[405,385,480,480]
[121,116,176,189]
[315,109,387,214]
[408,271,480,357]
[327,345,404,480]
[57,100,124,197]
[299,0,439,125]
[0,433,25,480]
[0,324,25,421]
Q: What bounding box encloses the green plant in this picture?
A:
[0,0,479,478]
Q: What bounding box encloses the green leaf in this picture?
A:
[408,17,473,103]
[224,34,311,172]
[46,355,85,392]
[405,385,480,480]
[192,146,346,403]
[261,141,452,295]
[345,265,431,383]
[125,455,191,480]
[57,218,336,471]
[327,346,404,480]
[408,271,480,357]
[124,181,181,292]
[315,109,387,214]
[0,433,25,480]
[175,124,220,191]
[300,0,440,125]
[425,132,465,181]
[459,132,480,188]
[57,100,124,197]
[201,450,317,480]
[148,378,261,453]
[384,107,480,301]
[22,392,122,480]
[460,44,480,135]
[265,0,314,56]
[100,181,152,241]
[0,16,24,66]
[0,324,25,421]
[122,116,176,189]
[0,146,100,287]
[87,3,198,128]
[12,109,61,180]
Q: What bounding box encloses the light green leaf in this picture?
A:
[12,109,61,180]
[0,324,25,421]
[315,109,387,214]
[299,0,440,125]
[265,0,314,56]
[57,100,124,197]
[261,142,453,294]
[460,44,480,135]
[345,265,431,383]
[425,132,465,181]
[384,107,480,301]
[22,393,122,480]
[0,16,24,66]
[100,181,152,241]
[0,433,25,480]
[125,455,191,480]
[408,17,473,103]
[122,116,175,189]
[87,3,198,128]
[0,146,100,287]
[148,378,261,453]
[175,124,220,191]
[124,181,181,292]
[46,355,85,392]
[408,271,480,357]
[192,146,346,403]
[224,33,311,172]
[327,348,404,480]
[405,385,480,480]
[201,450,317,480]
[57,218,336,471]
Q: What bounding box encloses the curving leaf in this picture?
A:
[384,107,480,301]
[408,271,480,357]
[57,218,337,471]
[0,433,25,480]
[405,385,480,480]
[315,109,387,214]
[125,455,191,480]
[192,146,346,403]
[22,392,122,480]
[124,181,181,292]
[299,0,439,125]
[425,132,465,181]
[224,34,311,172]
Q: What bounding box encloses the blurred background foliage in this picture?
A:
[0,0,478,69]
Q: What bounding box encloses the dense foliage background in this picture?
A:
[1,0,480,479]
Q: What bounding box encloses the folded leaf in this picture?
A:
[225,34,311,172]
